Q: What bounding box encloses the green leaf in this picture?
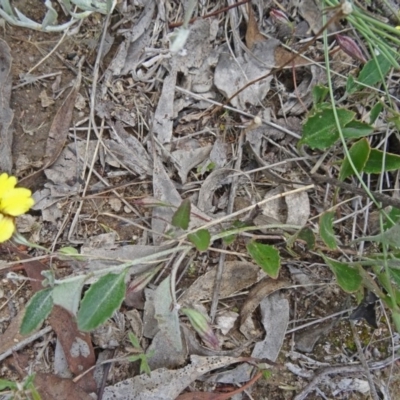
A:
[129,354,152,376]
[139,355,152,376]
[312,85,329,105]
[390,268,400,287]
[341,120,374,139]
[319,211,337,249]
[0,379,18,390]
[339,138,370,181]
[188,229,211,251]
[58,246,85,261]
[384,207,400,230]
[246,242,281,278]
[369,102,383,124]
[42,1,58,29]
[392,311,400,334]
[20,288,54,335]
[222,221,247,245]
[29,384,42,400]
[322,256,362,292]
[77,272,126,332]
[378,224,400,248]
[346,75,356,93]
[300,108,355,150]
[364,149,400,174]
[171,199,191,230]
[297,227,315,250]
[24,375,41,400]
[128,332,141,349]
[353,223,400,248]
[287,227,315,250]
[23,374,36,389]
[356,54,392,88]
[223,233,236,245]
[128,354,141,362]
[52,277,86,315]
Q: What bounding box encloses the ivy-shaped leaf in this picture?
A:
[297,227,315,250]
[364,149,400,174]
[188,229,211,252]
[322,255,362,293]
[77,272,126,332]
[300,108,355,150]
[247,242,281,278]
[20,288,54,335]
[356,54,392,88]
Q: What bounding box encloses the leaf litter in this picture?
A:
[1,0,400,399]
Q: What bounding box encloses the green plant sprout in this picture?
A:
[127,332,152,376]
[0,374,41,400]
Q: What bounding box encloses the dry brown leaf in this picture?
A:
[48,306,97,393]
[176,371,262,400]
[19,70,81,189]
[252,292,289,361]
[172,145,212,184]
[43,73,81,168]
[103,355,247,400]
[179,261,262,305]
[0,39,13,173]
[246,4,309,67]
[0,311,26,356]
[109,120,152,174]
[39,90,55,107]
[245,3,266,48]
[285,186,310,225]
[5,243,48,292]
[34,373,94,400]
[152,69,177,144]
[240,277,290,326]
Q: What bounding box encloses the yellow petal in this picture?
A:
[0,173,17,198]
[0,214,15,242]
[0,188,35,216]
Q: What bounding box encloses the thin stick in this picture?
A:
[0,326,53,362]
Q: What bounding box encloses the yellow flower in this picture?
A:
[0,213,15,242]
[0,173,34,216]
[0,173,34,243]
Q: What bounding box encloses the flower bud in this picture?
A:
[181,307,220,350]
[270,9,290,26]
[336,35,367,63]
[127,265,162,294]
